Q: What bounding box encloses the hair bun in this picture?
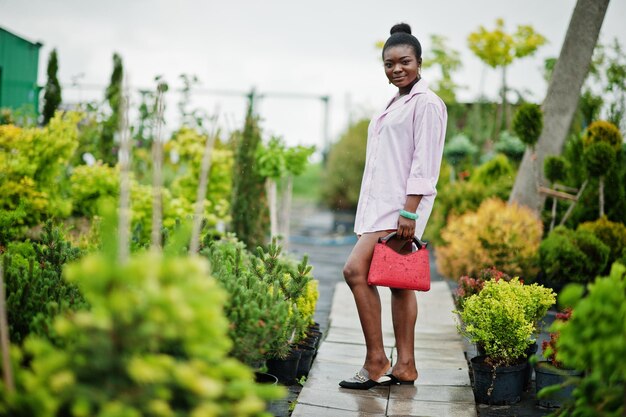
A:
[390,23,412,35]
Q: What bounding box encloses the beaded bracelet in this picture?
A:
[399,209,418,220]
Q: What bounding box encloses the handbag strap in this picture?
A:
[379,232,428,249]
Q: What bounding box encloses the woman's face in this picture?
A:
[383,45,420,89]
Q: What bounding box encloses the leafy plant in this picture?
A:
[552,263,626,416]
[541,308,572,368]
[443,134,478,169]
[493,131,525,161]
[100,52,123,166]
[69,163,119,217]
[436,198,542,279]
[457,278,555,366]
[582,119,623,151]
[455,267,511,310]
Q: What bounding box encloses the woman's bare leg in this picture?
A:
[390,288,418,381]
[343,231,392,380]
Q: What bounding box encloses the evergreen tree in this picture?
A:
[100,52,123,165]
[230,94,267,249]
[42,49,61,125]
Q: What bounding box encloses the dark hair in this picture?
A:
[382,23,422,60]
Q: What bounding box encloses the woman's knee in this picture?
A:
[343,262,366,287]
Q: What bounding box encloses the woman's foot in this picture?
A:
[339,358,391,390]
[388,364,418,383]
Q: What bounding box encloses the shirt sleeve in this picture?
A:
[406,102,446,196]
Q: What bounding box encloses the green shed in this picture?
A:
[0,26,42,114]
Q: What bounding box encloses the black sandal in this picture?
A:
[379,372,415,386]
[339,367,393,390]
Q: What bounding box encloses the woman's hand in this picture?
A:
[397,215,416,240]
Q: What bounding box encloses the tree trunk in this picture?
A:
[266,178,278,239]
[509,0,610,213]
[599,176,605,218]
[279,175,293,252]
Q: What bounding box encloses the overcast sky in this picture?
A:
[2,0,625,152]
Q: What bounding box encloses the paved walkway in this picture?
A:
[292,281,477,417]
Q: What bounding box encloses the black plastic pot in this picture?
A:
[267,349,302,385]
[471,355,527,405]
[535,361,582,408]
[523,342,538,391]
[254,371,278,385]
[296,345,315,378]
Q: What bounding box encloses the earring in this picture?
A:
[389,80,392,84]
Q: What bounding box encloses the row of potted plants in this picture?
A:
[200,235,322,385]
[455,261,625,412]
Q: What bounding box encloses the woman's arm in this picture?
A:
[397,195,422,239]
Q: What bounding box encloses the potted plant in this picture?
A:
[457,278,555,404]
[534,308,582,408]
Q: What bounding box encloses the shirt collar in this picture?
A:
[384,78,429,110]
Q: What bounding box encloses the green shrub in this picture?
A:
[553,263,626,415]
[578,217,626,267]
[539,226,610,285]
[0,251,283,416]
[457,278,555,366]
[493,131,526,161]
[582,119,623,151]
[0,113,80,225]
[321,119,368,210]
[4,221,85,344]
[512,103,543,147]
[469,153,515,186]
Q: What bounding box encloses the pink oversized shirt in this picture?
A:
[354,79,447,239]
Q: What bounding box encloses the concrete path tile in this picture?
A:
[292,404,386,417]
[387,399,477,417]
[389,385,475,403]
[297,386,389,414]
[412,368,472,386]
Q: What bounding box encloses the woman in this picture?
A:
[339,23,447,389]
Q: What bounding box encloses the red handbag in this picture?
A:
[367,232,431,291]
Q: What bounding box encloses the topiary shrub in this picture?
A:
[493,131,526,161]
[543,156,569,185]
[0,250,283,416]
[321,119,368,210]
[578,217,626,267]
[443,133,478,168]
[538,226,610,285]
[512,103,543,148]
[582,119,623,151]
[436,198,542,280]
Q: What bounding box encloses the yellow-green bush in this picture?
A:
[0,112,80,225]
[0,251,283,416]
[296,279,319,338]
[578,216,626,267]
[458,278,555,365]
[437,198,542,279]
[70,163,119,216]
[582,120,623,151]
